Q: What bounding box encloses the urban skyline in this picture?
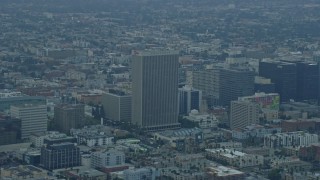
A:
[0,0,320,179]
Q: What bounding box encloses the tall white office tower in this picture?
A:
[11,104,47,139]
[131,50,180,131]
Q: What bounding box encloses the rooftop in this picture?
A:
[207,164,244,177]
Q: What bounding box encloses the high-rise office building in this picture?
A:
[254,76,276,94]
[219,68,255,106]
[192,68,220,107]
[10,104,47,139]
[54,104,84,134]
[178,86,202,115]
[40,143,81,170]
[193,66,254,107]
[259,60,297,102]
[230,101,259,130]
[101,89,132,123]
[0,115,21,145]
[296,62,318,101]
[131,51,180,130]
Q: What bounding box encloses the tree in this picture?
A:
[267,169,282,180]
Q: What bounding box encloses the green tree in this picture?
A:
[268,169,282,180]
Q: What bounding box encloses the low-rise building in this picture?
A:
[124,167,157,180]
[205,148,264,168]
[30,131,75,147]
[174,154,207,170]
[0,165,50,180]
[299,143,320,162]
[91,149,125,168]
[232,124,281,141]
[59,167,106,180]
[212,142,242,151]
[160,167,206,180]
[264,131,319,148]
[40,143,81,170]
[184,110,218,128]
[70,127,114,147]
[271,158,312,172]
[206,164,245,180]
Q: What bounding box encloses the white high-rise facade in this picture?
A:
[131,51,180,130]
[11,104,47,139]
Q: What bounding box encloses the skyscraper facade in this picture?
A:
[192,66,254,107]
[259,60,297,102]
[219,68,255,106]
[178,86,202,115]
[10,104,47,139]
[296,62,318,101]
[54,104,85,134]
[131,51,180,130]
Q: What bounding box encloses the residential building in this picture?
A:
[205,148,264,168]
[44,133,77,146]
[71,128,114,147]
[54,104,85,134]
[206,164,245,180]
[264,131,319,148]
[299,143,320,162]
[178,86,202,115]
[174,154,207,170]
[40,142,81,170]
[212,142,243,151]
[232,124,281,141]
[70,126,114,147]
[238,92,280,120]
[60,167,106,180]
[0,165,49,180]
[101,89,132,122]
[10,104,47,139]
[91,149,125,168]
[131,51,180,130]
[230,101,259,129]
[124,167,156,180]
[30,131,76,147]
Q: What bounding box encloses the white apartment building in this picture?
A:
[264,131,319,148]
[70,128,114,147]
[91,149,125,168]
[77,133,114,147]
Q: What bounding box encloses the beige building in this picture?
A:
[131,51,180,130]
[101,91,131,122]
[54,104,84,134]
[230,101,259,130]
